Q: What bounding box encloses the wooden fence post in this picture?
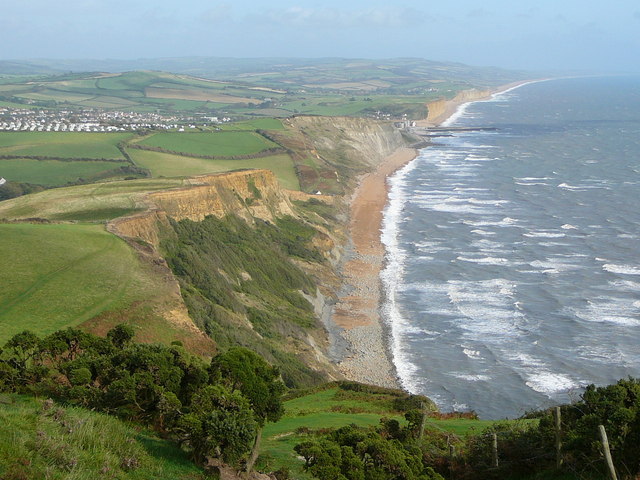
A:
[598,425,618,480]
[419,401,427,440]
[492,433,499,468]
[555,406,563,469]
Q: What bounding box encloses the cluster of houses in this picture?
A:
[0,107,233,133]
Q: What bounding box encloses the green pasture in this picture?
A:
[258,386,505,478]
[15,90,95,103]
[137,131,278,157]
[96,71,163,92]
[217,117,285,131]
[0,132,132,159]
[0,158,129,186]
[0,223,163,343]
[129,149,299,189]
[77,95,140,107]
[0,177,186,221]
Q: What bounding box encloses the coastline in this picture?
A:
[333,80,540,389]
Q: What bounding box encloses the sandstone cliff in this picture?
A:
[110,169,296,248]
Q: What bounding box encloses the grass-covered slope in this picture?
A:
[0,223,166,344]
[0,178,185,221]
[0,395,207,480]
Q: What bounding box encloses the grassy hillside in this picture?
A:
[0,223,164,343]
[0,395,207,480]
[0,177,185,220]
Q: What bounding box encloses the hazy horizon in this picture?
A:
[2,1,639,74]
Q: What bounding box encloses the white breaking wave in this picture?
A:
[603,264,640,275]
[450,373,491,382]
[523,231,566,238]
[457,256,510,265]
[381,157,422,393]
[463,348,482,359]
[526,373,580,395]
[529,259,583,273]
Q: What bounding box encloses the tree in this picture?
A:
[107,324,135,349]
[210,347,285,472]
[175,384,257,466]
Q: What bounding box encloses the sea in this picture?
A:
[381,76,640,419]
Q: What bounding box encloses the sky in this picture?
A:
[2,0,640,73]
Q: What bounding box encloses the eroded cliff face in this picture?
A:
[288,116,406,168]
[269,116,409,195]
[110,169,296,248]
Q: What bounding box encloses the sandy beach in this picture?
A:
[333,81,535,388]
[333,147,416,387]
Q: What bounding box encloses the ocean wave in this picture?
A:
[464,217,519,227]
[467,198,509,206]
[526,372,579,395]
[457,256,510,265]
[449,373,491,382]
[529,259,582,273]
[381,158,423,393]
[523,231,566,238]
[572,298,640,326]
[603,264,640,275]
[463,348,482,359]
[608,279,640,291]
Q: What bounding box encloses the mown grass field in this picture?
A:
[0,132,131,159]
[129,150,299,189]
[137,131,278,156]
[257,385,505,478]
[0,395,207,480]
[0,223,167,343]
[0,158,130,185]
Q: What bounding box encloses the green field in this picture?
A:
[137,131,278,157]
[217,118,285,131]
[0,158,129,185]
[0,395,207,480]
[0,132,131,159]
[129,149,300,189]
[258,385,508,478]
[0,223,167,343]
[0,178,186,220]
